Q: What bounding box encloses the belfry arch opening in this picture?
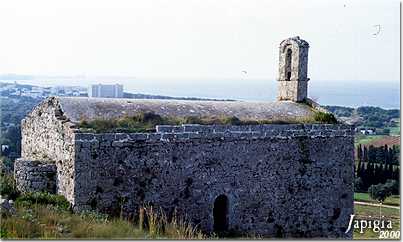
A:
[213,194,229,232]
[285,48,292,81]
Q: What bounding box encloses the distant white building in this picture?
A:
[89,84,124,98]
[359,128,376,135]
[51,86,88,97]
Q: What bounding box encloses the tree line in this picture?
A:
[356,144,399,165]
[355,144,400,194]
[355,162,399,193]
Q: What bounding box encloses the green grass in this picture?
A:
[353,204,400,240]
[15,192,71,210]
[353,193,400,239]
[355,193,400,207]
[389,119,400,136]
[355,134,386,147]
[354,204,400,219]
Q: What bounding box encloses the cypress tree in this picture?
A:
[383,145,388,164]
[387,163,394,180]
[357,144,362,162]
[356,159,362,177]
[393,167,400,181]
[363,146,368,163]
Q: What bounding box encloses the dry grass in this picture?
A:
[1,203,145,239]
[1,202,205,239]
[78,110,336,133]
[142,206,205,239]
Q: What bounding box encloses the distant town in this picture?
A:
[1,81,124,99]
[0,81,238,102]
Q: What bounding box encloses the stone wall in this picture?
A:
[72,124,354,238]
[14,158,56,194]
[21,97,76,203]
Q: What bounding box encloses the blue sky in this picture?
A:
[0,0,399,86]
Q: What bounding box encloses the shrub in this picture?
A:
[0,173,20,200]
[221,116,242,125]
[313,111,338,124]
[15,192,71,211]
[0,228,8,238]
[368,183,392,203]
[134,112,164,124]
[0,156,14,174]
[78,110,329,133]
[354,177,365,192]
[383,179,399,195]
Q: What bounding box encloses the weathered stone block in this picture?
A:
[183,124,202,133]
[14,158,56,194]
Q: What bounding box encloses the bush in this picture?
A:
[383,179,399,195]
[368,183,392,203]
[15,192,71,211]
[313,111,338,124]
[354,177,365,192]
[0,156,14,174]
[0,173,20,200]
[78,110,330,133]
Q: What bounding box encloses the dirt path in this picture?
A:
[354,201,400,209]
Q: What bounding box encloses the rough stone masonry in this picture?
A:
[15,37,354,238]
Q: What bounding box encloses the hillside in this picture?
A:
[325,105,400,128]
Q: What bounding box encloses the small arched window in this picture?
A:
[285,48,292,81]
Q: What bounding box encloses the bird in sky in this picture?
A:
[373,25,381,36]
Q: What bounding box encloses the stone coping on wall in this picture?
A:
[74,124,354,144]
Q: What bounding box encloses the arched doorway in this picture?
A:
[213,194,229,232]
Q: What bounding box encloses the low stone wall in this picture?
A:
[156,123,352,137]
[14,158,57,194]
[74,124,354,144]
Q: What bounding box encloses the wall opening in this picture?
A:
[213,194,229,232]
[285,48,292,81]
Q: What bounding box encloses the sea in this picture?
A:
[3,78,400,109]
[120,79,400,109]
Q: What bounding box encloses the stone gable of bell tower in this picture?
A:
[277,36,310,102]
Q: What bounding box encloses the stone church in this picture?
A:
[15,37,354,238]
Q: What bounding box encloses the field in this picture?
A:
[364,136,400,148]
[389,119,400,136]
[355,193,400,207]
[353,192,400,240]
[353,204,400,240]
[354,134,400,156]
[355,134,386,147]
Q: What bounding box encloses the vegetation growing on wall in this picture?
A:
[313,111,338,124]
[78,111,338,133]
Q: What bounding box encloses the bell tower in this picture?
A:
[277,36,310,102]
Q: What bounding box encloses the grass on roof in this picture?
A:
[78,111,338,133]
